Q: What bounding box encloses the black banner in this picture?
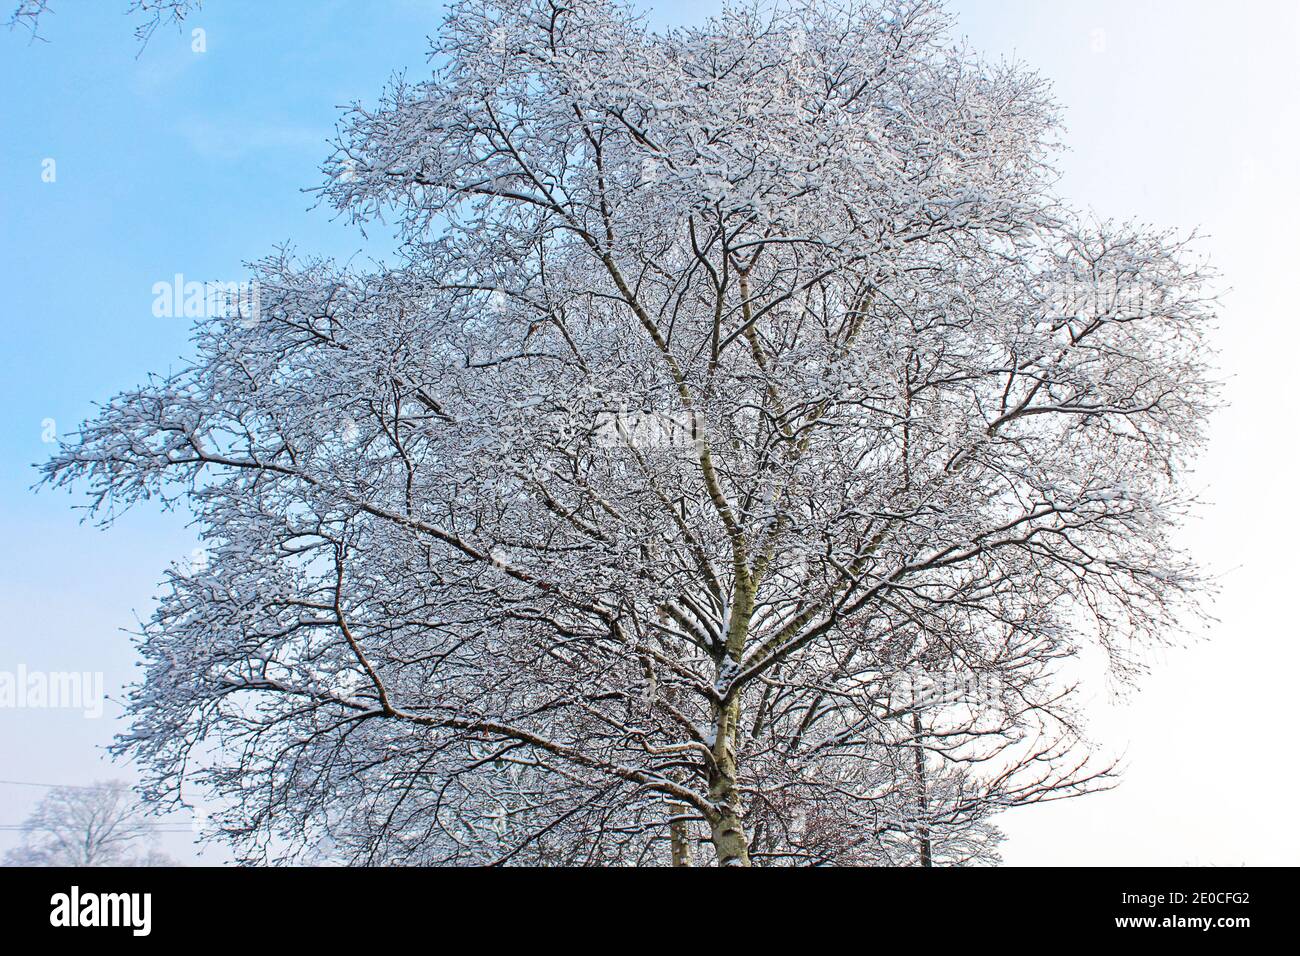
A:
[0,865,1279,943]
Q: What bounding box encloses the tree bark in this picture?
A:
[912,708,933,867]
[707,693,751,866]
[708,574,754,867]
[669,803,693,867]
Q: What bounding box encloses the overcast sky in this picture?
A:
[1,0,1297,865]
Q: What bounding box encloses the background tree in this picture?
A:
[2,782,178,867]
[41,0,1216,866]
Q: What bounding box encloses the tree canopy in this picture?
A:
[42,0,1216,866]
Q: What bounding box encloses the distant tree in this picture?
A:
[41,0,1216,866]
[3,782,178,867]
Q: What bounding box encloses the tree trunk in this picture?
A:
[912,708,933,867]
[669,803,693,867]
[708,691,751,866]
[705,571,755,866]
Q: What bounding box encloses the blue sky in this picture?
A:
[2,0,1298,865]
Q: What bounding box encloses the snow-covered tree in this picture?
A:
[7,0,201,43]
[2,782,177,867]
[42,0,1216,866]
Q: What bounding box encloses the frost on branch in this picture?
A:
[8,1,202,44]
[43,0,1217,866]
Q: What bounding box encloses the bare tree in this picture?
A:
[3,782,177,867]
[41,0,1217,866]
[7,0,201,44]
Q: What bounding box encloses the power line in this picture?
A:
[0,779,130,791]
[0,822,195,832]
